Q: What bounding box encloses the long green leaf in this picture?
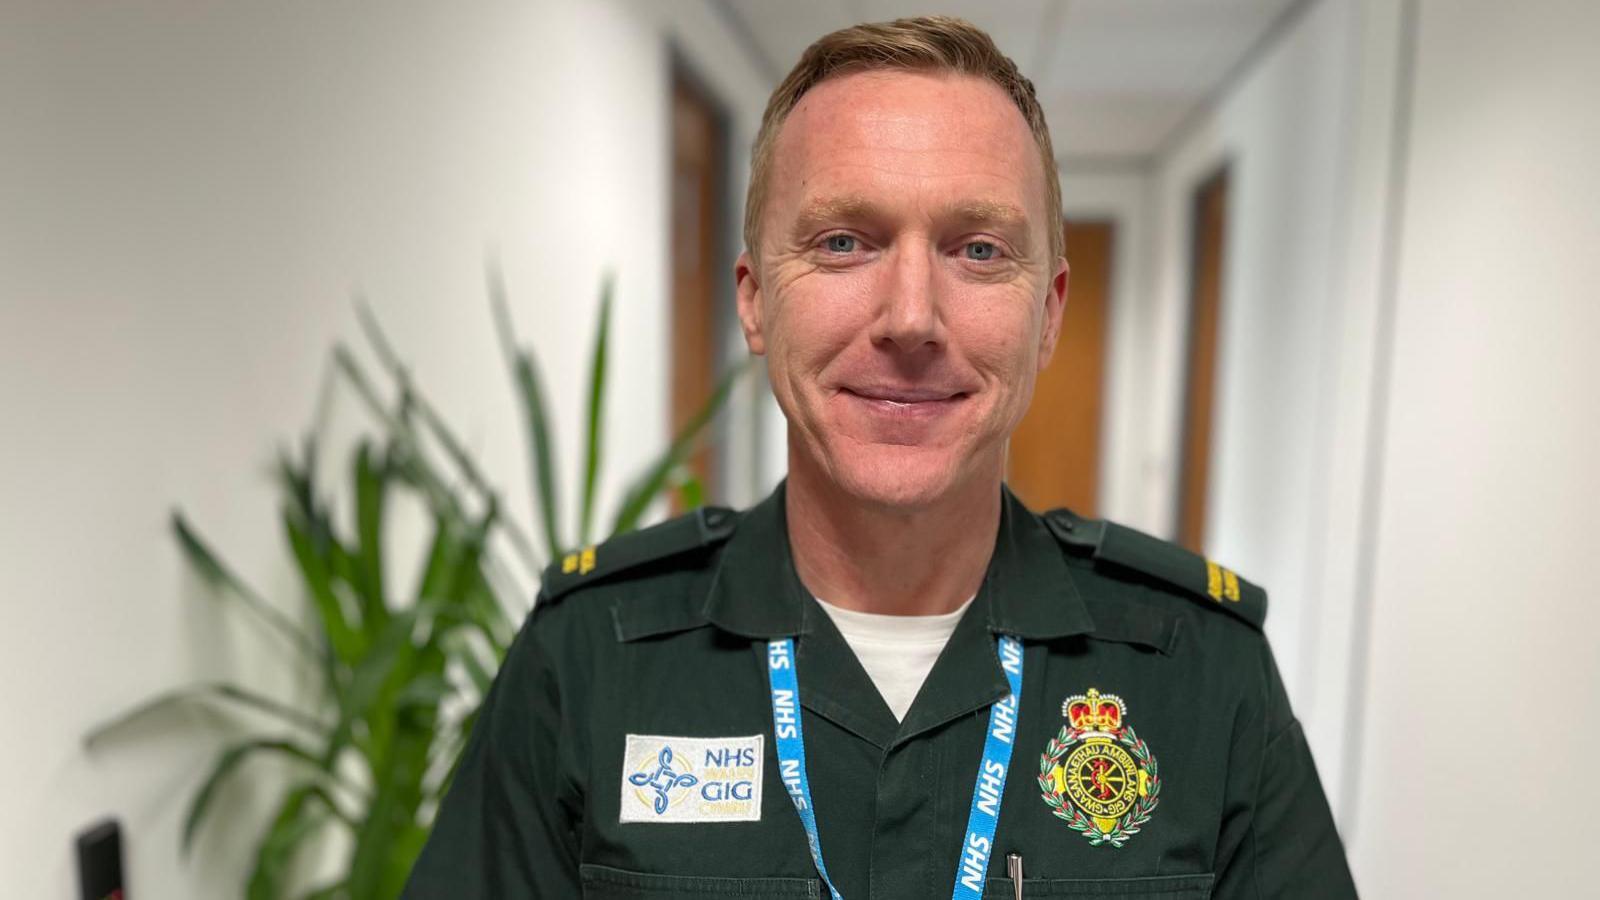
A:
[281,502,364,666]
[611,361,748,535]
[333,346,468,529]
[337,596,452,753]
[579,273,613,545]
[414,506,507,650]
[347,729,432,899]
[352,300,544,576]
[245,783,332,900]
[171,512,319,661]
[345,620,443,898]
[326,514,484,772]
[272,442,344,701]
[83,682,327,750]
[334,608,420,753]
[183,738,324,855]
[674,470,704,511]
[513,359,562,554]
[489,266,563,558]
[382,824,432,898]
[412,513,460,607]
[352,441,389,632]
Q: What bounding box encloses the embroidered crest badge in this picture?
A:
[1036,688,1161,847]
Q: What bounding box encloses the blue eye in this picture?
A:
[965,241,998,261]
[824,234,856,253]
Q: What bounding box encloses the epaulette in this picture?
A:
[539,506,739,602]
[1042,508,1267,631]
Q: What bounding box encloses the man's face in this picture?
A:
[737,69,1067,510]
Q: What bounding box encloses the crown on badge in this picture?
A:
[1063,688,1126,732]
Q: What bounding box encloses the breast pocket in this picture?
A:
[982,873,1214,898]
[580,863,821,898]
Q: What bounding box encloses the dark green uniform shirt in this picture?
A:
[406,484,1356,898]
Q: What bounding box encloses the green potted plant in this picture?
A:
[87,269,746,898]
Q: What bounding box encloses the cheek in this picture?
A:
[949,299,1041,387]
[766,279,874,377]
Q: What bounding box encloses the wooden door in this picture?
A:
[1007,220,1114,516]
[670,68,725,506]
[1175,168,1229,553]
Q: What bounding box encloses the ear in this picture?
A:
[1036,254,1069,370]
[735,250,767,356]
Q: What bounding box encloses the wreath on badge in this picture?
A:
[1036,689,1162,848]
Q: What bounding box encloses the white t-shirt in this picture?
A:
[813,594,975,722]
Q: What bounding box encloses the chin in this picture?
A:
[826,443,972,511]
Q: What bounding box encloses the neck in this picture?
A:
[784,447,1002,617]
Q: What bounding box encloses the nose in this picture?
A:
[871,241,944,353]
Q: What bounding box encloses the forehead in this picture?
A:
[769,69,1045,219]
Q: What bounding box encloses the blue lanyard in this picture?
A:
[766,633,1024,900]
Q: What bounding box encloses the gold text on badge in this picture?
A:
[1036,688,1161,848]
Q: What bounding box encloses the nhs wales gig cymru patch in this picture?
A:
[619,734,764,823]
[1036,688,1161,847]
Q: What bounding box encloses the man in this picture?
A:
[406,16,1356,898]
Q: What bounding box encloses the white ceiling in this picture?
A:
[720,0,1299,160]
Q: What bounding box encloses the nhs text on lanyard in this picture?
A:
[766,634,1024,900]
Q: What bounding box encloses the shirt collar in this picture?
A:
[700,483,811,638]
[700,481,1096,642]
[982,484,1097,639]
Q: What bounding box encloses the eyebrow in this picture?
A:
[949,200,1028,230]
[789,195,1034,250]
[790,195,883,239]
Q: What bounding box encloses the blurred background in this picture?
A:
[2,0,1596,896]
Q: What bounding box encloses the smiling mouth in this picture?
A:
[841,387,969,408]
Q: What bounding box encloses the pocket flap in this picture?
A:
[580,863,821,898]
[982,872,1215,898]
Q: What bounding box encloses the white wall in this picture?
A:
[1139,0,1377,816]
[1135,0,1600,893]
[0,0,678,895]
[1348,0,1600,894]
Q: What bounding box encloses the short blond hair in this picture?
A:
[744,15,1063,264]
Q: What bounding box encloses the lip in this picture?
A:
[842,386,966,403]
[838,387,969,426]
